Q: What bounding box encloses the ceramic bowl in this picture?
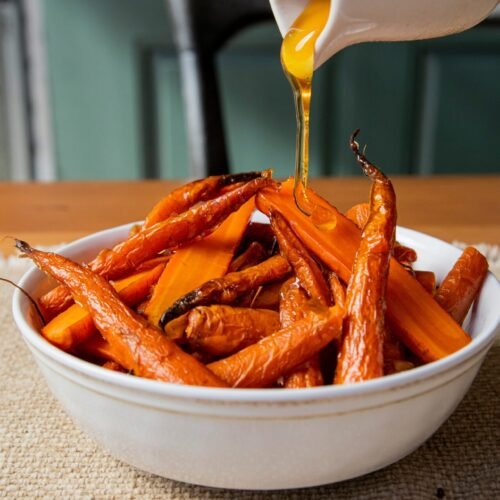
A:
[12,223,500,490]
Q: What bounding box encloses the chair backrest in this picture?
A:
[165,0,273,177]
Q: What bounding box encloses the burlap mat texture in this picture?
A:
[1,258,499,499]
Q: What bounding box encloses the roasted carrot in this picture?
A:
[145,198,255,327]
[345,203,370,230]
[135,254,171,272]
[256,180,471,363]
[270,209,330,305]
[414,270,436,295]
[335,131,396,384]
[159,255,291,328]
[435,247,489,325]
[17,240,227,387]
[39,176,275,320]
[208,304,343,388]
[79,334,120,363]
[182,305,280,357]
[328,272,346,310]
[228,241,267,272]
[271,211,328,387]
[279,278,324,388]
[41,263,165,350]
[143,172,263,229]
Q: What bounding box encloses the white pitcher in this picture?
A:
[270,0,500,69]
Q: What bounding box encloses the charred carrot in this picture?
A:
[145,198,255,327]
[41,263,165,350]
[435,247,488,325]
[17,241,227,387]
[182,305,280,357]
[143,172,263,229]
[159,255,291,328]
[335,131,396,384]
[256,180,471,363]
[208,304,343,388]
[39,176,275,320]
[279,278,324,388]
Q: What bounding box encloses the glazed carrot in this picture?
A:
[279,278,324,388]
[102,361,127,373]
[256,180,471,363]
[159,255,291,328]
[39,176,275,320]
[135,254,171,272]
[145,198,255,327]
[182,305,280,357]
[435,247,488,325]
[143,172,263,229]
[79,334,120,363]
[414,270,436,295]
[41,263,165,350]
[328,272,346,310]
[271,211,328,387]
[345,203,370,230]
[228,241,267,272]
[17,241,227,387]
[335,131,396,384]
[270,210,330,305]
[208,304,343,388]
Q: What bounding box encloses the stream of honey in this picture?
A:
[281,0,330,214]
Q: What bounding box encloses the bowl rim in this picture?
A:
[12,222,500,404]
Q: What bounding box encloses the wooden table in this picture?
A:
[0,175,499,255]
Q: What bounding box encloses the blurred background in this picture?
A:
[1,0,500,181]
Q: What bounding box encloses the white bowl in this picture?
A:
[12,223,500,490]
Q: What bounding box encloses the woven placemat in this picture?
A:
[0,251,499,499]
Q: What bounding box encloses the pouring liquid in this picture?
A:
[281,0,330,214]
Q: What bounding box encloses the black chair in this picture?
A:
[165,0,273,177]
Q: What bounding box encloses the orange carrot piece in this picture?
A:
[414,271,436,295]
[183,306,280,357]
[18,241,227,387]
[256,179,471,363]
[228,241,267,272]
[208,304,343,388]
[145,198,255,327]
[336,136,396,384]
[42,264,165,350]
[435,247,489,325]
[328,272,346,310]
[345,203,370,230]
[143,172,263,229]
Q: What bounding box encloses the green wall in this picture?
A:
[43,0,500,179]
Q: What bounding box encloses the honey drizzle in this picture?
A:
[281,0,330,214]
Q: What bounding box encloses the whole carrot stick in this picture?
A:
[208,304,343,388]
[183,306,280,357]
[143,171,264,229]
[435,247,488,325]
[335,130,396,384]
[17,240,227,387]
[39,176,275,320]
[42,263,165,350]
